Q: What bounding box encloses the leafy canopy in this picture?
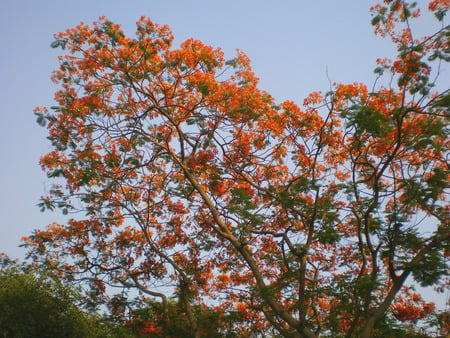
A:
[0,254,109,337]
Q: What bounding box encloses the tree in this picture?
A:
[0,254,107,338]
[120,298,248,337]
[25,1,449,336]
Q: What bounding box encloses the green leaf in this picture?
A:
[431,91,450,109]
[410,251,447,286]
[371,15,381,26]
[374,66,384,75]
[50,40,60,48]
[434,9,447,21]
[36,115,46,127]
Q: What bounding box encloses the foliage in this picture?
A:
[118,298,250,337]
[0,254,111,338]
[26,1,449,337]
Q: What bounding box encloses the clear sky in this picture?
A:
[0,0,446,307]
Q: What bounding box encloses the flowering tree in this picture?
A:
[26,0,449,336]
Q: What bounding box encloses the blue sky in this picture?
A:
[0,0,446,308]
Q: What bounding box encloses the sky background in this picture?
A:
[0,0,447,308]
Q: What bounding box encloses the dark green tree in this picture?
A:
[0,254,108,338]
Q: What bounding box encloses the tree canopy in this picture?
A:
[0,254,106,337]
[25,0,449,337]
